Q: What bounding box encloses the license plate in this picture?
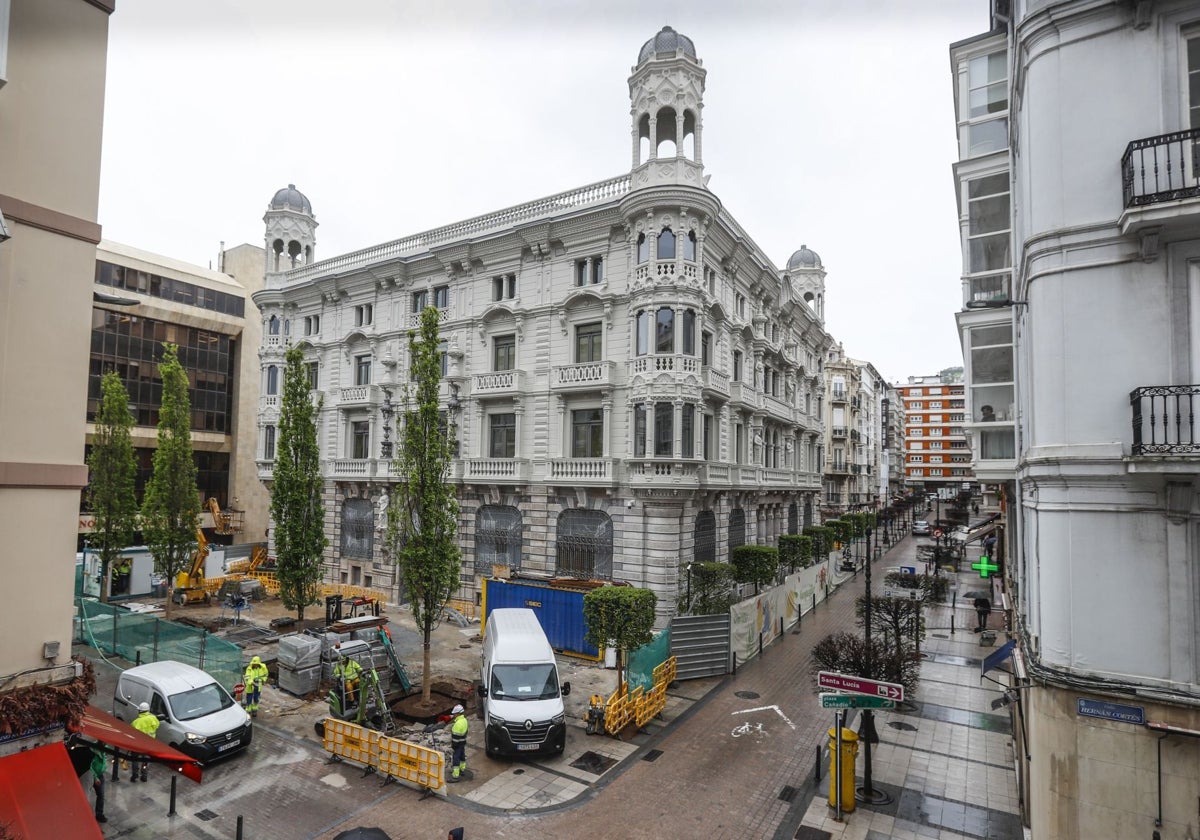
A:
[217,740,240,753]
[516,743,539,751]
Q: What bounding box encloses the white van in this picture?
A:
[114,661,252,762]
[480,608,571,757]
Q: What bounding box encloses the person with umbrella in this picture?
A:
[973,595,992,632]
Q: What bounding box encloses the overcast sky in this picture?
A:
[98,0,986,384]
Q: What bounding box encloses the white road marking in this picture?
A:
[732,704,796,729]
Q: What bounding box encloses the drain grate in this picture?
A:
[642,749,663,762]
[778,785,798,802]
[195,809,218,821]
[570,750,617,775]
[794,827,833,840]
[735,690,761,699]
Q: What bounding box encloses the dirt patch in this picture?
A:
[391,675,476,723]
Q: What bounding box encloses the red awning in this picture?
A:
[70,705,202,784]
[0,742,104,839]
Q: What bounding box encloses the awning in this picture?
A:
[0,742,103,839]
[69,705,202,783]
[982,639,1016,676]
[964,518,1001,545]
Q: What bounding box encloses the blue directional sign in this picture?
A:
[899,566,916,575]
[1076,698,1145,726]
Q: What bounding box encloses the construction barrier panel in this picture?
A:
[601,655,677,735]
[321,718,447,797]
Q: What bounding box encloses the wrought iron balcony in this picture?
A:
[1130,384,1200,455]
[1122,129,1200,208]
[830,426,848,438]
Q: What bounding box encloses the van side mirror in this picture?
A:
[561,682,571,697]
[477,684,488,698]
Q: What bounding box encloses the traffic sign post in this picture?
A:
[818,671,905,702]
[820,692,896,710]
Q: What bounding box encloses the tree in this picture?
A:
[387,306,461,707]
[87,372,138,603]
[686,561,736,614]
[731,544,779,593]
[583,586,656,691]
[141,344,200,618]
[271,344,327,620]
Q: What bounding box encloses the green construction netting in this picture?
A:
[625,627,671,692]
[77,600,243,693]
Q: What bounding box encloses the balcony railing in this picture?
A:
[629,354,700,376]
[547,457,617,483]
[1130,384,1200,454]
[1122,129,1200,208]
[552,361,614,390]
[472,369,526,396]
[465,458,529,482]
[701,366,730,395]
[831,426,848,438]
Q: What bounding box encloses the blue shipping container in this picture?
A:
[483,579,600,659]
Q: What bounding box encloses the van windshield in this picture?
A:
[168,683,234,722]
[490,664,559,701]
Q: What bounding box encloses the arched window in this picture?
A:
[636,310,650,356]
[655,307,674,353]
[268,315,280,336]
[555,509,613,579]
[694,511,716,563]
[637,233,649,264]
[266,365,279,395]
[728,508,746,560]
[683,230,696,261]
[341,499,374,559]
[657,228,676,260]
[682,310,696,355]
[475,505,522,574]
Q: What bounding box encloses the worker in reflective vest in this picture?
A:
[131,702,160,782]
[449,704,468,781]
[244,655,269,717]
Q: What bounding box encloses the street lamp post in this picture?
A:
[685,561,694,614]
[859,526,887,803]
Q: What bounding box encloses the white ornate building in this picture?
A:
[252,27,837,621]
[953,2,1200,835]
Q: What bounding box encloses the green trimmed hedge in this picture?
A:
[779,534,813,569]
[732,544,780,590]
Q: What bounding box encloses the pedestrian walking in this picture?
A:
[243,655,269,717]
[131,701,160,781]
[973,596,992,632]
[449,704,468,782]
[90,746,108,823]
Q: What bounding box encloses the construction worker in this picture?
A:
[244,655,269,717]
[449,703,468,782]
[90,746,108,823]
[130,702,160,782]
[333,650,363,697]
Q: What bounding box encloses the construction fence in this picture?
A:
[76,599,243,694]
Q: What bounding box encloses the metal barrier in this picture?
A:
[321,718,446,796]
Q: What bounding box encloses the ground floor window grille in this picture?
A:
[341,498,374,558]
[788,502,798,535]
[694,511,716,563]
[728,508,746,560]
[475,504,523,574]
[555,509,613,579]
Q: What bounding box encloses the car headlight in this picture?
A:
[551,713,565,725]
[184,732,207,745]
[490,714,507,727]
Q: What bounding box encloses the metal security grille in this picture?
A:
[474,504,523,573]
[727,508,745,560]
[788,502,798,535]
[694,511,716,563]
[341,498,374,558]
[670,613,731,680]
[555,509,613,579]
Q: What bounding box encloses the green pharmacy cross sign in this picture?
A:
[972,555,999,578]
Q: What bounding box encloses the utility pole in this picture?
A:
[859,526,888,804]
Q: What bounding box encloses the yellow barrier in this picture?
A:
[322,717,379,767]
[321,718,446,796]
[600,655,678,736]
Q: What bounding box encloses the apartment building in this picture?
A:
[896,370,972,498]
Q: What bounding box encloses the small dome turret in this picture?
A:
[269,184,312,215]
[787,245,822,271]
[637,26,697,65]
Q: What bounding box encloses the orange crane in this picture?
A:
[207,497,233,535]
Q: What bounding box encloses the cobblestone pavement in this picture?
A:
[81,521,1027,840]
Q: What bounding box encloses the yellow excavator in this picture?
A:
[173,527,212,605]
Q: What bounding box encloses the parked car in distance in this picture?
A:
[912,521,931,536]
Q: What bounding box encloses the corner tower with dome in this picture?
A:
[252,29,854,624]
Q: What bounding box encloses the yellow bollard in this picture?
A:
[827,726,859,813]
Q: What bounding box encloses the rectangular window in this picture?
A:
[355,304,373,326]
[491,274,516,301]
[434,285,449,309]
[263,425,276,460]
[654,403,673,457]
[682,310,696,355]
[571,408,604,457]
[703,414,713,460]
[351,421,370,459]
[493,334,516,371]
[968,173,1011,273]
[682,404,694,458]
[266,365,279,395]
[968,50,1007,118]
[575,322,602,363]
[411,290,428,312]
[733,350,743,382]
[636,311,650,356]
[735,293,746,318]
[355,355,371,386]
[304,315,320,335]
[634,404,646,458]
[701,331,712,367]
[438,341,448,377]
[1190,36,1200,129]
[305,362,319,390]
[735,423,744,464]
[655,308,674,353]
[490,413,516,458]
